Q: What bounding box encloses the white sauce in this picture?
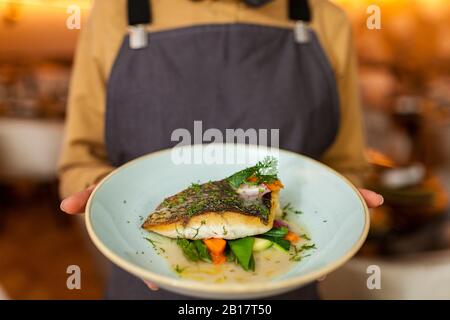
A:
[146,219,313,283]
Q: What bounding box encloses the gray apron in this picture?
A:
[104,4,339,300]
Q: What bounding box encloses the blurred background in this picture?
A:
[0,0,449,299]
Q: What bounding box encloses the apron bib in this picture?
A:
[104,1,339,300]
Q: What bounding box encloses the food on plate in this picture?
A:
[142,157,282,239]
[142,157,315,277]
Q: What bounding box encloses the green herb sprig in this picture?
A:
[226,156,279,189]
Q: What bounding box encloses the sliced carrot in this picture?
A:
[203,238,227,265]
[247,176,258,183]
[203,238,227,255]
[211,253,226,265]
[265,180,284,191]
[284,231,300,244]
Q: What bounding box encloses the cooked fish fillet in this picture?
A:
[142,180,282,240]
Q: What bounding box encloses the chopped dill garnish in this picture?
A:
[281,202,303,219]
[174,264,186,274]
[300,233,311,241]
[144,237,159,251]
[145,236,166,255]
[177,196,186,204]
[189,182,202,193]
[300,243,316,251]
[191,224,203,239]
[175,225,184,237]
[290,242,316,262]
[186,201,206,216]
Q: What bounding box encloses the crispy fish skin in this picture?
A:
[143,191,281,239]
[142,180,282,240]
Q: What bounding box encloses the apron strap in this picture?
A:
[125,0,311,47]
[288,0,311,44]
[127,0,152,49]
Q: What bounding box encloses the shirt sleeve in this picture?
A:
[57,2,115,199]
[316,2,371,187]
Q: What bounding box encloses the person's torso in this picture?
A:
[105,0,340,166]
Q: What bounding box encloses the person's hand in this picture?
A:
[358,188,384,208]
[60,185,159,291]
[60,184,97,214]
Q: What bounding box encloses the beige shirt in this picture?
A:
[58,0,369,198]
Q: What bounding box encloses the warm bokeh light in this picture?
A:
[0,0,91,10]
[334,0,449,8]
[0,0,91,59]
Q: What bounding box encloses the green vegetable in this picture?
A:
[253,238,273,251]
[228,237,255,271]
[193,240,212,263]
[176,238,200,262]
[248,254,256,272]
[263,236,291,252]
[226,156,278,188]
[262,227,289,238]
[225,246,236,263]
[273,243,289,252]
